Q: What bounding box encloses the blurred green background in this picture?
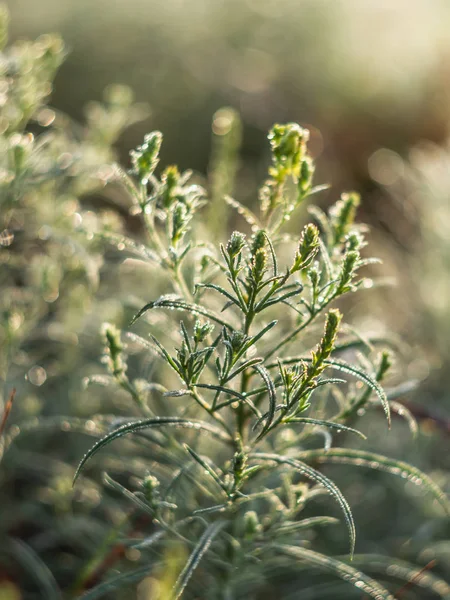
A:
[7,0,450,175]
[7,0,450,382]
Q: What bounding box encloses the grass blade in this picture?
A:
[274,545,395,599]
[131,296,235,329]
[194,383,261,417]
[103,472,158,516]
[253,365,277,441]
[297,448,450,515]
[74,417,232,483]
[184,444,229,494]
[286,417,366,440]
[173,520,227,599]
[5,538,62,600]
[252,453,356,556]
[347,554,450,599]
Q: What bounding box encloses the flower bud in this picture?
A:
[268,123,309,171]
[161,165,180,208]
[130,131,162,183]
[251,248,267,282]
[337,250,359,293]
[171,202,188,243]
[251,230,266,255]
[143,475,161,507]
[291,224,319,273]
[298,156,315,194]
[226,231,246,258]
[320,309,342,358]
[233,451,247,478]
[229,331,247,353]
[193,320,214,344]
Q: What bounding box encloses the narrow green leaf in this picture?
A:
[5,538,62,600]
[274,516,340,536]
[148,333,182,375]
[258,285,303,311]
[262,231,278,276]
[103,472,159,516]
[224,357,264,383]
[184,444,228,494]
[236,320,278,360]
[274,545,395,600]
[347,554,450,599]
[173,520,227,599]
[315,377,346,388]
[296,448,450,515]
[131,296,235,329]
[253,365,277,441]
[73,417,232,483]
[389,400,418,437]
[252,453,356,556]
[321,360,389,426]
[285,417,366,440]
[195,282,242,309]
[194,383,261,418]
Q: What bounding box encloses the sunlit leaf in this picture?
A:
[274,545,394,600]
[285,417,366,440]
[73,417,232,483]
[252,453,356,556]
[131,296,235,329]
[347,554,450,599]
[296,448,450,515]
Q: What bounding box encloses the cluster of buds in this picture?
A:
[307,309,342,379]
[260,123,315,217]
[130,131,162,184]
[226,231,247,259]
[268,123,309,178]
[291,224,320,274]
[142,475,161,511]
[193,319,214,344]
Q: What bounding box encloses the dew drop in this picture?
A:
[27,365,47,386]
[125,547,141,562]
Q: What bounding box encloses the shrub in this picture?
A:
[73,122,450,599]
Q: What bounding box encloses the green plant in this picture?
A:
[73,122,450,599]
[0,7,148,596]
